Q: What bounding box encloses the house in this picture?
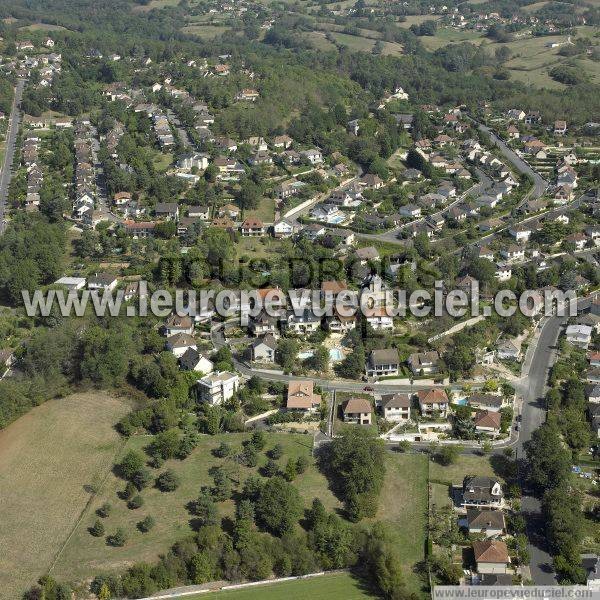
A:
[500,245,525,261]
[87,273,118,292]
[155,202,179,221]
[360,174,384,189]
[590,352,600,368]
[366,349,400,378]
[496,339,521,361]
[507,125,520,139]
[54,276,86,290]
[473,540,510,574]
[240,218,265,237]
[566,233,588,251]
[197,371,240,405]
[462,476,503,508]
[176,348,212,373]
[566,324,593,349]
[286,380,321,412]
[343,397,373,425]
[589,385,600,403]
[507,109,525,121]
[272,135,293,149]
[327,229,355,246]
[249,312,279,337]
[283,309,321,334]
[300,149,323,165]
[113,191,132,206]
[474,410,502,436]
[235,88,260,101]
[494,264,512,281]
[408,351,441,375]
[380,393,411,422]
[365,308,394,331]
[166,333,197,358]
[188,206,210,220]
[302,223,326,240]
[523,139,546,154]
[124,220,156,238]
[347,119,360,135]
[477,195,498,209]
[272,220,295,238]
[417,389,449,418]
[399,204,421,218]
[164,314,194,336]
[178,153,209,170]
[525,111,541,125]
[0,349,15,379]
[355,246,380,264]
[554,120,567,135]
[250,334,278,363]
[508,226,531,243]
[466,509,506,538]
[469,394,504,412]
[326,312,356,334]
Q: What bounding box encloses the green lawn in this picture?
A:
[182,24,231,39]
[188,572,378,599]
[421,27,487,51]
[371,453,429,596]
[429,454,498,486]
[245,196,276,223]
[52,433,341,586]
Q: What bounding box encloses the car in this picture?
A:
[515,423,520,431]
[363,386,374,391]
[517,414,522,422]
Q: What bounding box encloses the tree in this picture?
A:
[107,528,127,547]
[436,445,460,465]
[156,469,181,492]
[268,443,284,459]
[98,583,112,600]
[524,421,572,491]
[326,428,386,521]
[296,455,310,474]
[128,494,144,510]
[97,502,112,518]
[138,515,156,533]
[90,519,105,537]
[192,493,219,526]
[397,440,411,453]
[284,458,297,481]
[214,442,232,458]
[249,431,266,450]
[277,339,299,371]
[255,476,303,536]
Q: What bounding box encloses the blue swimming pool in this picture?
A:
[329,348,343,361]
[298,350,314,360]
[328,215,345,224]
[454,397,468,406]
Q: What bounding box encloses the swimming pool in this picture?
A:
[298,350,314,360]
[329,348,343,361]
[328,215,345,224]
[454,397,468,406]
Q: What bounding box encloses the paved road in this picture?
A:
[514,296,593,584]
[476,121,547,201]
[0,78,25,233]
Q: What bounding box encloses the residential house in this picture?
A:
[197,371,240,405]
[566,324,593,349]
[343,397,373,425]
[554,120,567,135]
[462,476,503,508]
[474,410,502,436]
[166,333,197,358]
[249,312,279,337]
[286,380,321,412]
[124,220,156,238]
[365,308,394,331]
[155,202,179,221]
[300,149,323,165]
[399,204,422,218]
[188,206,210,220]
[283,309,321,334]
[54,276,86,290]
[302,223,326,241]
[250,334,278,363]
[164,314,194,336]
[355,246,380,264]
[494,264,512,281]
[240,218,265,237]
[566,233,588,251]
[496,339,521,361]
[380,393,411,422]
[418,389,449,418]
[272,220,295,238]
[473,540,510,574]
[501,245,525,261]
[87,273,118,292]
[508,226,531,243]
[469,393,505,412]
[466,509,506,538]
[408,351,441,375]
[366,349,400,378]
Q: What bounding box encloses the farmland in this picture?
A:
[0,393,131,599]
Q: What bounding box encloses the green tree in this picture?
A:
[255,476,303,536]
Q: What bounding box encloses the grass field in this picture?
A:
[188,572,378,599]
[19,22,68,31]
[245,196,276,223]
[182,24,231,39]
[0,393,131,599]
[397,14,441,28]
[429,454,498,486]
[420,27,487,51]
[52,432,341,586]
[371,453,428,595]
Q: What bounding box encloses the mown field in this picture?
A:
[0,393,131,599]
[188,572,379,599]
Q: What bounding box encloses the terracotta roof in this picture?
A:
[242,217,264,228]
[287,380,321,410]
[344,397,372,414]
[474,410,502,430]
[381,393,411,409]
[473,540,510,564]
[417,389,449,405]
[321,280,347,294]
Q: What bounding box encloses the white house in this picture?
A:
[179,348,214,374]
[380,393,411,422]
[197,371,240,405]
[166,333,197,358]
[566,324,593,349]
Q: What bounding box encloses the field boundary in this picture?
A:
[137,569,350,600]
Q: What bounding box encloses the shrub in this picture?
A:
[90,519,105,537]
[128,494,144,510]
[138,515,156,533]
[96,502,112,518]
[107,528,127,547]
[156,469,181,492]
